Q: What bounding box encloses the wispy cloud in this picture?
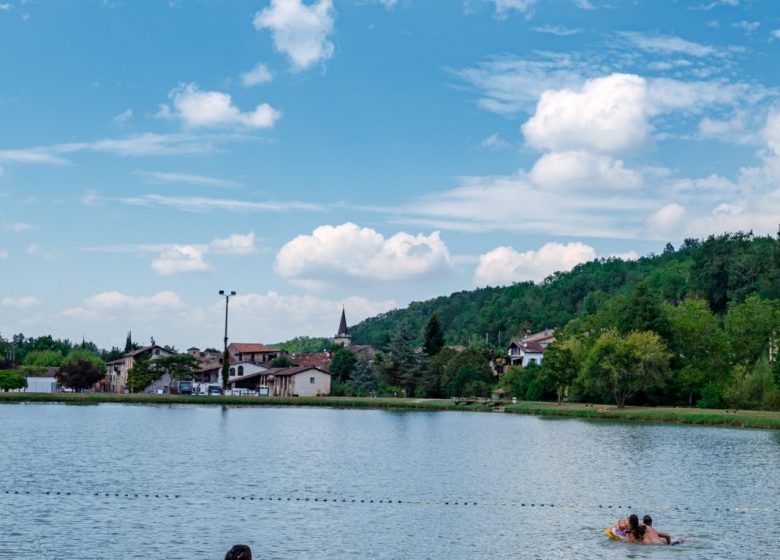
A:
[616,31,719,58]
[532,25,582,36]
[112,108,133,124]
[116,194,325,213]
[1,296,41,308]
[3,222,38,232]
[134,170,241,188]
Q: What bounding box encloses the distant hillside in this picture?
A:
[350,231,780,348]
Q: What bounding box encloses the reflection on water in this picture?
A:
[0,403,778,559]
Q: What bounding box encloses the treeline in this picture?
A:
[348,231,780,410]
[350,232,780,348]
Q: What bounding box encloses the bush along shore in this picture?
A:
[1,393,779,430]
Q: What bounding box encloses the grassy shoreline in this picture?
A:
[1,392,779,429]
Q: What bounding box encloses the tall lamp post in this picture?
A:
[219,290,236,393]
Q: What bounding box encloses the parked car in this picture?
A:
[207,386,223,396]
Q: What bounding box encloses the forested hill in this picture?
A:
[350,231,780,348]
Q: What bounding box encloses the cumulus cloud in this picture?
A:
[1,296,41,308]
[474,242,598,286]
[522,73,651,153]
[254,0,335,71]
[646,203,687,238]
[159,83,281,129]
[208,232,257,255]
[151,245,209,276]
[274,223,453,287]
[241,63,274,86]
[529,151,642,190]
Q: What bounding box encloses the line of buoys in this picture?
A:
[2,488,778,513]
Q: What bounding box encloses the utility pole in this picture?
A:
[219,290,236,393]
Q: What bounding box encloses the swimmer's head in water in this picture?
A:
[643,515,653,526]
[225,544,252,560]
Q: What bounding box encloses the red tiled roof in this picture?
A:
[291,352,331,368]
[229,343,281,353]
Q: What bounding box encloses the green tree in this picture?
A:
[420,347,457,397]
[350,360,379,394]
[270,355,292,368]
[723,358,777,410]
[616,280,670,339]
[126,354,159,393]
[329,346,358,382]
[539,340,580,404]
[666,298,729,406]
[0,370,27,392]
[124,331,134,353]
[380,322,423,396]
[582,329,669,408]
[154,354,200,386]
[444,347,494,397]
[22,349,64,368]
[724,295,779,366]
[422,314,445,356]
[57,350,106,392]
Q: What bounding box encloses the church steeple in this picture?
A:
[334,307,351,347]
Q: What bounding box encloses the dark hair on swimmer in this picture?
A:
[643,515,653,526]
[225,544,252,560]
[628,514,645,541]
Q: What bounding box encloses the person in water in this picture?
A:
[225,544,252,560]
[604,517,629,541]
[643,515,684,545]
[626,514,646,544]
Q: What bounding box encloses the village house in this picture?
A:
[229,366,331,397]
[227,342,285,365]
[103,344,174,393]
[506,329,556,367]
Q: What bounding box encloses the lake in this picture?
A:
[0,403,778,559]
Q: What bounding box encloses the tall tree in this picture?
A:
[22,350,64,368]
[329,346,358,383]
[380,322,423,396]
[127,354,158,393]
[422,314,445,356]
[724,295,779,366]
[582,329,669,408]
[616,281,670,338]
[539,340,581,404]
[57,350,106,392]
[666,298,729,406]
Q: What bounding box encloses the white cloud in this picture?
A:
[474,242,597,286]
[771,29,780,41]
[160,83,281,129]
[254,0,335,71]
[274,223,453,287]
[0,249,7,260]
[532,25,582,36]
[85,291,184,310]
[0,3,11,11]
[1,296,41,308]
[574,0,596,8]
[151,245,210,276]
[529,151,642,191]
[492,0,536,18]
[479,133,511,150]
[646,203,687,237]
[3,222,38,232]
[26,244,58,260]
[523,73,651,153]
[117,194,323,213]
[112,109,133,124]
[208,232,257,255]
[241,63,274,86]
[617,31,718,58]
[135,170,240,188]
[732,20,759,33]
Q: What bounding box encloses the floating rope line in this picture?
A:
[1,488,777,514]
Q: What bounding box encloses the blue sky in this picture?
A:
[2,0,780,350]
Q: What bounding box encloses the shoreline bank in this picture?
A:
[1,393,778,429]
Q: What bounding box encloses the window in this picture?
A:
[238,366,244,376]
[230,367,235,376]
[310,377,315,384]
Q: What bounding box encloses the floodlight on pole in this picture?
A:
[219,290,236,392]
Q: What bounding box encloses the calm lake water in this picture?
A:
[0,403,778,559]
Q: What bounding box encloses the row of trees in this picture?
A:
[0,349,108,392]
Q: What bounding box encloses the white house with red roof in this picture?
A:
[229,366,331,397]
[507,329,556,367]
